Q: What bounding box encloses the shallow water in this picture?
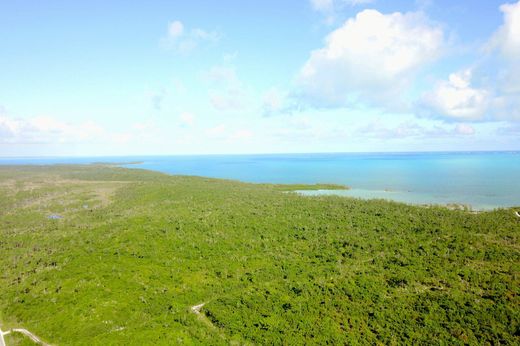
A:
[1,152,519,210]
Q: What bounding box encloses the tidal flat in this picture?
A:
[0,165,518,345]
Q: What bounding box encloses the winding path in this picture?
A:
[190,302,227,340]
[0,329,6,346]
[0,328,49,346]
[190,302,218,330]
[191,303,206,315]
[515,211,520,218]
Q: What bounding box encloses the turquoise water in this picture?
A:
[1,152,519,210]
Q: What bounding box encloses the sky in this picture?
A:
[0,0,519,156]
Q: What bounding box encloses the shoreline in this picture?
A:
[296,188,516,212]
[0,162,518,211]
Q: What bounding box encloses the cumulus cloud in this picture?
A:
[492,1,520,95]
[421,1,520,122]
[162,20,220,53]
[0,111,165,148]
[491,1,520,60]
[421,70,491,121]
[492,1,520,120]
[0,115,105,144]
[297,9,444,109]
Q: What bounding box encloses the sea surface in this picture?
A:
[1,152,519,210]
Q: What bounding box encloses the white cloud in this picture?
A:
[0,115,105,144]
[0,111,166,148]
[162,20,220,53]
[421,1,520,122]
[492,1,520,120]
[297,9,444,108]
[421,70,491,121]
[492,1,520,94]
[168,21,184,39]
[491,1,520,59]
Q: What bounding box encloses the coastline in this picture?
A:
[0,152,519,211]
[295,188,509,211]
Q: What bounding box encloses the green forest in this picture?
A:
[0,165,518,345]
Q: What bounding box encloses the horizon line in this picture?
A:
[1,149,519,160]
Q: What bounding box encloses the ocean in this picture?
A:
[1,152,519,210]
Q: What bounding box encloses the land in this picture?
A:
[263,183,349,191]
[0,164,518,345]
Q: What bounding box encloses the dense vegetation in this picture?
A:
[0,165,518,345]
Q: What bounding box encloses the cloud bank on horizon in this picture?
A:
[0,0,519,156]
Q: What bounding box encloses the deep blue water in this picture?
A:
[1,152,519,210]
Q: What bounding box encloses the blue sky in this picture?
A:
[0,0,519,156]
